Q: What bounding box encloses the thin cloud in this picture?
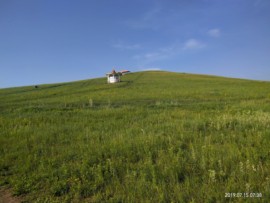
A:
[183,39,205,50]
[125,6,162,30]
[141,68,161,71]
[133,39,205,65]
[208,28,221,37]
[254,0,263,6]
[113,42,141,50]
[133,44,177,62]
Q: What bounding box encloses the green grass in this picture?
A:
[0,71,270,202]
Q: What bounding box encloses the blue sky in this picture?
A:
[1,0,270,88]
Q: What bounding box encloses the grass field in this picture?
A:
[0,71,270,202]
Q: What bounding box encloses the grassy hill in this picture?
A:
[0,71,270,202]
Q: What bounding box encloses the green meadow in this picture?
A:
[0,71,270,202]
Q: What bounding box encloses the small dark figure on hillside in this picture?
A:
[35,85,38,88]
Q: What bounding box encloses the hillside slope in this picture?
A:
[1,71,270,202]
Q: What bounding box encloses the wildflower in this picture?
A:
[239,162,244,173]
[209,170,216,182]
[191,146,196,160]
[246,160,250,170]
[245,183,251,192]
[218,160,222,168]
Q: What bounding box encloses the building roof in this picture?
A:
[106,69,122,76]
[120,70,130,73]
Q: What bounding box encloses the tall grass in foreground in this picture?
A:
[0,71,270,202]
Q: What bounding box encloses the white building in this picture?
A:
[106,70,121,83]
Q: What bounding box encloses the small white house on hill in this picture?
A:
[106,69,121,83]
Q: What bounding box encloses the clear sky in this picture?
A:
[1,0,270,88]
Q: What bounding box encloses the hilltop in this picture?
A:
[1,71,269,111]
[0,71,270,202]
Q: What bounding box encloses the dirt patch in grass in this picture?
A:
[0,188,23,203]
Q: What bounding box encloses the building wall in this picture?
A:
[108,75,120,83]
